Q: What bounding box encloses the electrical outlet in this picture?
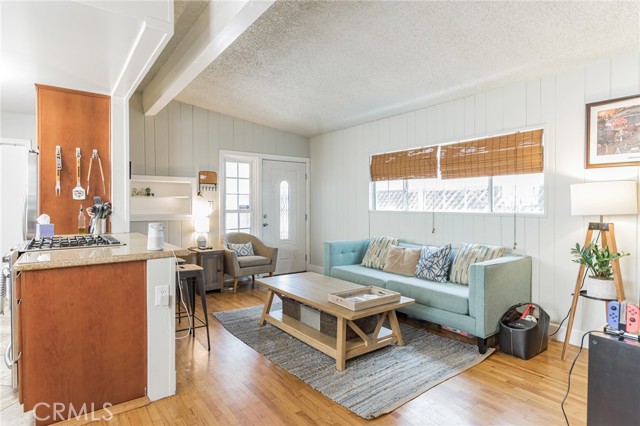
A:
[155,285,170,306]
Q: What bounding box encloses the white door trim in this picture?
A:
[219,150,310,271]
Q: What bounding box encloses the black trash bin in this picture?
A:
[499,303,550,360]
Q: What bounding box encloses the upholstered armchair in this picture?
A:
[223,232,278,293]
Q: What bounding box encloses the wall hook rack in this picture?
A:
[198,171,217,196]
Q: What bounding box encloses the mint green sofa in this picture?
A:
[323,239,532,353]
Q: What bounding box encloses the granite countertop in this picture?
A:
[15,232,191,271]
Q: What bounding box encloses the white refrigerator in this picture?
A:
[0,138,38,389]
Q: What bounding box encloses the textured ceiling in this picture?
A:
[156,1,639,137]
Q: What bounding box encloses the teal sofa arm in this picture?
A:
[468,255,532,338]
[323,239,370,276]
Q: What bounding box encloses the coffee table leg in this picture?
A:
[259,290,275,326]
[388,310,404,346]
[336,316,347,371]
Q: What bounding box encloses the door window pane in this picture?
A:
[226,162,238,177]
[238,163,250,178]
[280,181,289,239]
[226,213,238,230]
[226,195,238,210]
[226,178,238,194]
[238,178,250,194]
[239,212,251,228]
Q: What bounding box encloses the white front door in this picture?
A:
[262,160,306,274]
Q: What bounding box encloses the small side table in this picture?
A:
[188,247,225,292]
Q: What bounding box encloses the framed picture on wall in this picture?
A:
[586,94,640,168]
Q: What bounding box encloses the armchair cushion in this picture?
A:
[238,255,271,268]
[228,242,255,257]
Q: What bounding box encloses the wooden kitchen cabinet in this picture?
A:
[188,248,224,291]
[37,85,111,234]
[17,261,146,425]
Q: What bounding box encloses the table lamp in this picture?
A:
[194,217,210,249]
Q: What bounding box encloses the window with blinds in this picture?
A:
[370,146,438,181]
[370,129,544,214]
[439,130,543,179]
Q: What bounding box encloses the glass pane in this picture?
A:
[280,181,289,239]
[226,178,238,194]
[226,195,238,210]
[226,213,238,230]
[493,173,544,213]
[226,162,237,178]
[238,178,250,194]
[238,162,250,178]
[238,228,251,234]
[374,181,404,211]
[238,195,250,210]
[239,212,251,228]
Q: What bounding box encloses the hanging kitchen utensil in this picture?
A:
[55,145,62,197]
[72,148,86,200]
[97,150,106,194]
[86,149,106,195]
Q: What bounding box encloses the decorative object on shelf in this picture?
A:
[198,171,217,195]
[194,217,210,249]
[586,94,640,169]
[561,180,638,360]
[130,187,154,196]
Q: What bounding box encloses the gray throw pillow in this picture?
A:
[361,236,398,270]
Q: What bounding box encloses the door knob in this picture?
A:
[263,223,268,227]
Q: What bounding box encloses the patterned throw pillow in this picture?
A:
[415,244,452,283]
[361,236,399,270]
[383,245,422,276]
[228,242,254,257]
[449,243,505,285]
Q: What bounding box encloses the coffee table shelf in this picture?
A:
[257,272,414,371]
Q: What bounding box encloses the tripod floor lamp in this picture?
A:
[562,180,638,360]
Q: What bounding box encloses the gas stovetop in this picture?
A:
[23,235,124,252]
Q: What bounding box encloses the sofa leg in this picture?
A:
[477,337,488,354]
[233,278,238,294]
[269,272,274,277]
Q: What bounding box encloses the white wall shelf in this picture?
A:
[130,175,196,221]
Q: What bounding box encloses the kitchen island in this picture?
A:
[13,233,187,425]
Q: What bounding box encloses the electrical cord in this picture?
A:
[561,329,597,426]
[553,231,603,337]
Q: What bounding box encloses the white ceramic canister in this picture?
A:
[147,222,165,251]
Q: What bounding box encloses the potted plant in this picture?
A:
[570,242,629,299]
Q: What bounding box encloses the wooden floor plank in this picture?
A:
[0,280,588,425]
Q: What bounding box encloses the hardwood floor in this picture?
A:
[1,280,588,425]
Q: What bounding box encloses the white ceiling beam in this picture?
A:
[142,0,275,116]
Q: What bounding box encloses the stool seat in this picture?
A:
[175,257,187,265]
[176,263,210,350]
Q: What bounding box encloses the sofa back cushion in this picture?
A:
[361,236,398,269]
[383,245,421,276]
[415,244,452,283]
[450,243,505,285]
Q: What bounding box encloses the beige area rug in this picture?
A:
[213,303,493,419]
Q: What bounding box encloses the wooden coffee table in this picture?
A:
[257,272,415,371]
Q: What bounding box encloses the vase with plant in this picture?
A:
[570,242,629,299]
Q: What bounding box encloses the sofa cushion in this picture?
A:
[361,236,398,270]
[415,244,452,282]
[238,255,270,267]
[386,277,469,315]
[330,265,399,288]
[450,243,504,285]
[383,245,421,276]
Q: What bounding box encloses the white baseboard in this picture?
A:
[307,264,323,274]
[549,322,599,350]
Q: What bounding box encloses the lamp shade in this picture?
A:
[194,217,210,233]
[570,181,638,216]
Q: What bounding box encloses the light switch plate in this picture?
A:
[155,285,170,306]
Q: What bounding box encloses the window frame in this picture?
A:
[221,155,259,235]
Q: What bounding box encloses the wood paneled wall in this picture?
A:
[37,85,111,234]
[129,93,309,248]
[310,52,640,345]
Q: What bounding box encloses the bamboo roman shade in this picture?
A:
[370,147,438,181]
[439,129,544,179]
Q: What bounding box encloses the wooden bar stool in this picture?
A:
[176,264,211,351]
